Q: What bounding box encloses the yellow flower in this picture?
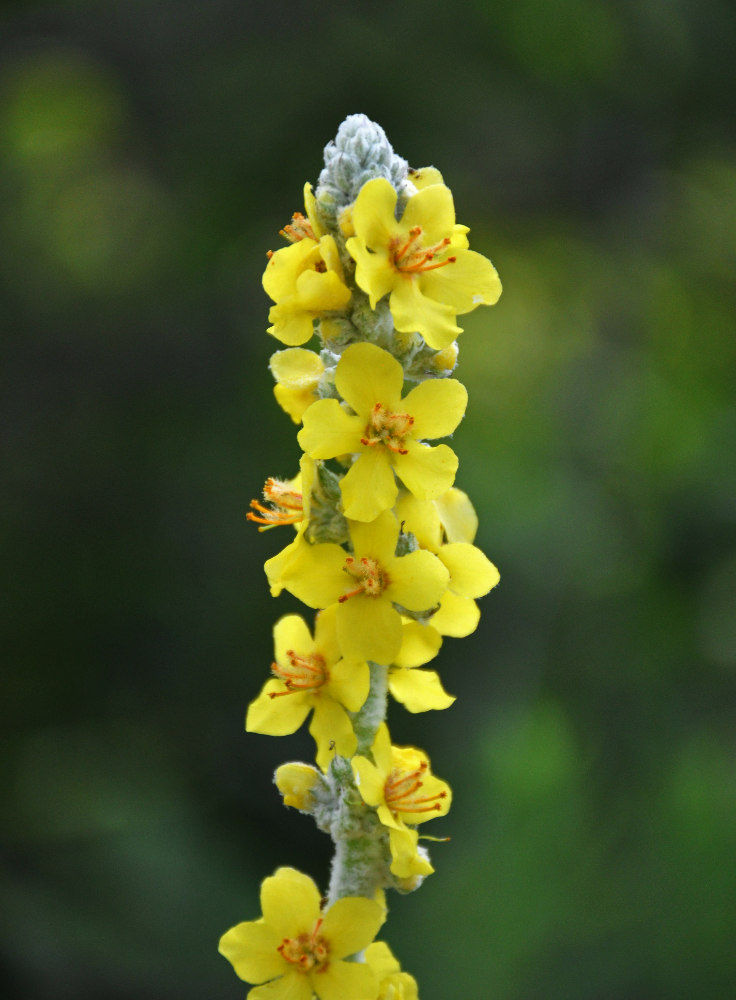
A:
[269,509,450,664]
[246,606,370,770]
[345,178,501,351]
[274,762,321,810]
[298,342,467,522]
[365,941,419,1000]
[269,348,325,424]
[388,621,454,713]
[219,866,384,1000]
[395,490,500,638]
[352,724,451,878]
[263,233,351,346]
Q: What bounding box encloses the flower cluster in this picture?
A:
[220,115,501,1000]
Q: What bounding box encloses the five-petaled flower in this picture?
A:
[267,509,449,664]
[219,866,385,1000]
[298,341,468,522]
[246,605,370,770]
[346,177,501,351]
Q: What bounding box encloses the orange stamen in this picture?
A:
[270,651,327,695]
[384,761,447,815]
[339,554,389,602]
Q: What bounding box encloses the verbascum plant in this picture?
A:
[219,114,502,1000]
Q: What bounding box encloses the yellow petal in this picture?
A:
[346,236,395,309]
[394,493,443,552]
[269,347,324,388]
[430,590,481,637]
[388,667,455,712]
[337,594,403,664]
[389,277,460,350]
[352,755,388,808]
[433,487,477,543]
[273,614,314,663]
[298,399,363,458]
[401,183,455,245]
[394,620,442,668]
[277,540,347,608]
[260,868,320,938]
[439,542,500,598]
[314,959,377,1000]
[295,267,351,312]
[328,656,370,713]
[335,341,405,416]
[249,971,312,1000]
[351,178,398,254]
[320,896,385,958]
[267,302,316,347]
[408,166,444,190]
[245,679,310,735]
[393,440,458,501]
[310,700,357,771]
[340,449,398,522]
[218,919,285,985]
[420,247,502,314]
[402,378,467,440]
[388,548,449,612]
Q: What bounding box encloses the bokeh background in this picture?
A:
[2,1,736,997]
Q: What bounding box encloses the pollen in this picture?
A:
[277,918,330,973]
[391,227,456,275]
[339,554,390,602]
[247,477,304,528]
[384,760,447,816]
[270,650,328,696]
[360,402,414,455]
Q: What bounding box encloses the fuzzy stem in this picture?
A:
[352,661,388,754]
[325,662,390,907]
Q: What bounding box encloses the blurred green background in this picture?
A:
[2,1,735,997]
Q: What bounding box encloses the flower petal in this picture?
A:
[352,755,387,808]
[421,247,502,314]
[312,959,377,1000]
[389,277,460,350]
[340,449,398,522]
[320,896,385,958]
[430,590,481,637]
[260,868,321,939]
[393,441,458,501]
[388,549,449,612]
[277,540,347,608]
[351,178,398,253]
[347,237,395,308]
[439,542,500,598]
[394,621,442,667]
[309,700,357,771]
[273,614,314,663]
[402,378,467,440]
[298,399,363,458]
[337,595,403,664]
[218,919,285,985]
[246,679,310,736]
[401,183,456,244]
[249,971,313,1000]
[328,656,370,712]
[388,667,455,712]
[433,487,478,543]
[335,342,404,416]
